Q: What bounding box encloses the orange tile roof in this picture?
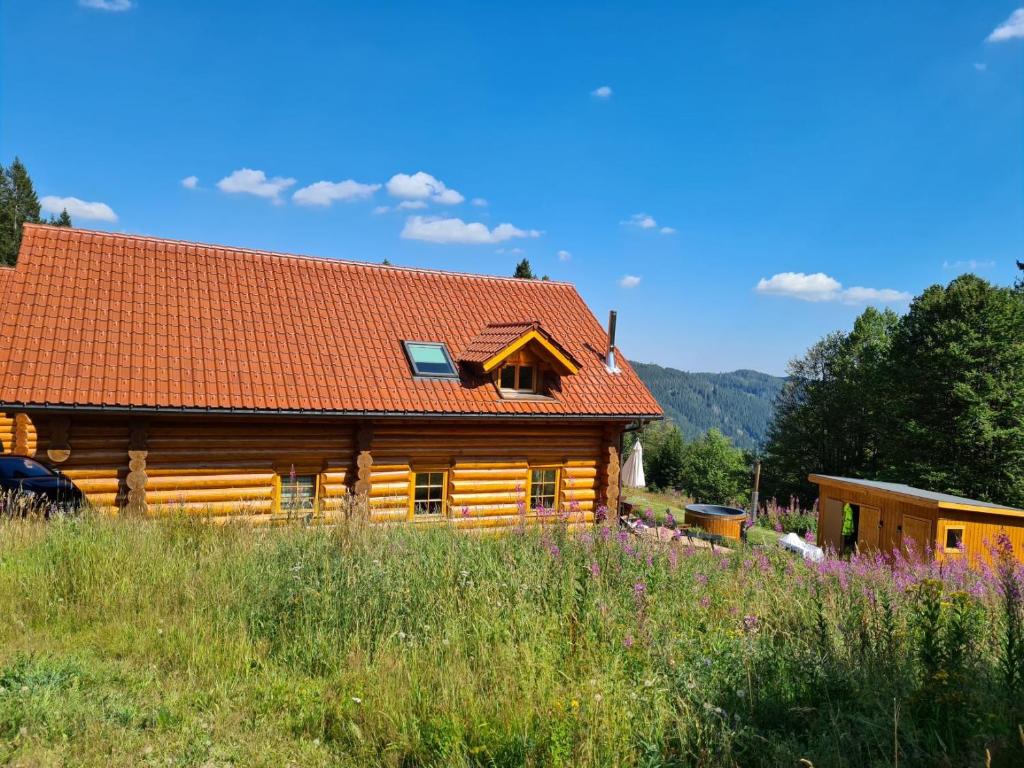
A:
[0,225,662,419]
[458,320,579,371]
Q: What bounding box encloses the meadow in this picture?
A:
[0,511,1021,767]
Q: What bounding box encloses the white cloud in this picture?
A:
[591,85,613,99]
[292,179,381,206]
[41,195,117,222]
[401,216,541,245]
[496,247,525,255]
[397,200,428,210]
[216,168,295,203]
[372,205,390,215]
[386,172,464,204]
[619,275,641,288]
[840,287,912,304]
[755,271,910,305]
[660,226,677,235]
[943,259,995,271]
[623,213,658,230]
[181,175,199,190]
[79,0,134,10]
[973,62,988,71]
[988,8,1024,42]
[558,249,572,261]
[471,197,488,207]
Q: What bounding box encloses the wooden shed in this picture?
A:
[811,474,1024,564]
[0,225,661,529]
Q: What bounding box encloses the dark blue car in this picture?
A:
[0,456,84,513]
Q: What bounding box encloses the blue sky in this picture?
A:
[2,1,1022,375]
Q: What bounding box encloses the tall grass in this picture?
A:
[0,513,1020,767]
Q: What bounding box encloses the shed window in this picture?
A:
[280,474,317,513]
[529,468,559,511]
[412,471,446,517]
[944,526,965,552]
[403,341,458,378]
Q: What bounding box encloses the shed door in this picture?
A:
[901,515,932,560]
[857,505,881,553]
[820,497,844,552]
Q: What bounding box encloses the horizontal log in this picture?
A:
[147,462,275,473]
[450,479,523,493]
[450,492,527,506]
[146,473,274,491]
[146,486,272,504]
[73,478,122,494]
[369,509,408,522]
[147,499,274,516]
[370,482,409,497]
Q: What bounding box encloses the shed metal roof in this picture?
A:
[809,474,1024,517]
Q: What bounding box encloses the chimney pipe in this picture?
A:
[606,310,619,372]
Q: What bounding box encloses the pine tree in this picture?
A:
[0,157,65,265]
[513,259,536,279]
[50,209,72,227]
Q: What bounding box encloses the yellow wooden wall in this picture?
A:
[0,412,37,456]
[19,413,615,531]
[817,481,1024,564]
[936,512,1024,566]
[368,421,603,531]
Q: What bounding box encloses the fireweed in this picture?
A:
[0,511,1019,767]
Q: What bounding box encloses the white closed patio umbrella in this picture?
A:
[621,440,646,488]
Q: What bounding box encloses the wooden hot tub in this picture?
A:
[684,504,747,540]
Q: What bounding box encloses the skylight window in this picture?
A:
[403,341,458,378]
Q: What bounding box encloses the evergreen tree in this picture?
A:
[50,209,72,227]
[883,275,1024,506]
[1016,260,1023,291]
[646,425,686,491]
[0,157,67,265]
[680,428,750,504]
[513,258,536,279]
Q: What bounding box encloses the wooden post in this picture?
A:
[353,423,374,514]
[46,416,71,464]
[125,421,149,516]
[12,413,31,457]
[750,460,761,522]
[598,425,621,522]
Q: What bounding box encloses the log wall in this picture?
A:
[0,412,37,457]
[18,412,624,531]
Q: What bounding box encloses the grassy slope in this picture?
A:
[632,363,784,450]
[0,516,1019,767]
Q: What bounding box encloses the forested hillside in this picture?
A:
[632,362,784,450]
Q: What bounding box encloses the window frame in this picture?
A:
[526,465,561,513]
[496,349,545,396]
[943,524,966,554]
[275,471,320,516]
[409,468,449,520]
[402,340,460,379]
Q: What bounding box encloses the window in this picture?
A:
[944,525,965,552]
[412,471,446,517]
[280,474,317,513]
[403,341,458,378]
[498,362,538,393]
[529,467,559,511]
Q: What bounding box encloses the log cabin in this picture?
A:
[0,225,661,529]
[811,474,1024,565]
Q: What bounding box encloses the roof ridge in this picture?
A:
[23,223,576,286]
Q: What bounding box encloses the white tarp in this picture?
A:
[778,531,825,562]
[621,441,645,488]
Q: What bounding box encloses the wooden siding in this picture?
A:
[816,478,1024,564]
[17,412,621,531]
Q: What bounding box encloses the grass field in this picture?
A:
[0,513,1021,767]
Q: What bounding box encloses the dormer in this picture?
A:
[459,321,580,400]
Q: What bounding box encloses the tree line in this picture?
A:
[0,157,72,266]
[761,271,1024,508]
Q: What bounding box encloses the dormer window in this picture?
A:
[457,320,581,401]
[403,341,459,378]
[499,355,536,393]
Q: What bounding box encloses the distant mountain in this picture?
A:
[632,362,785,451]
